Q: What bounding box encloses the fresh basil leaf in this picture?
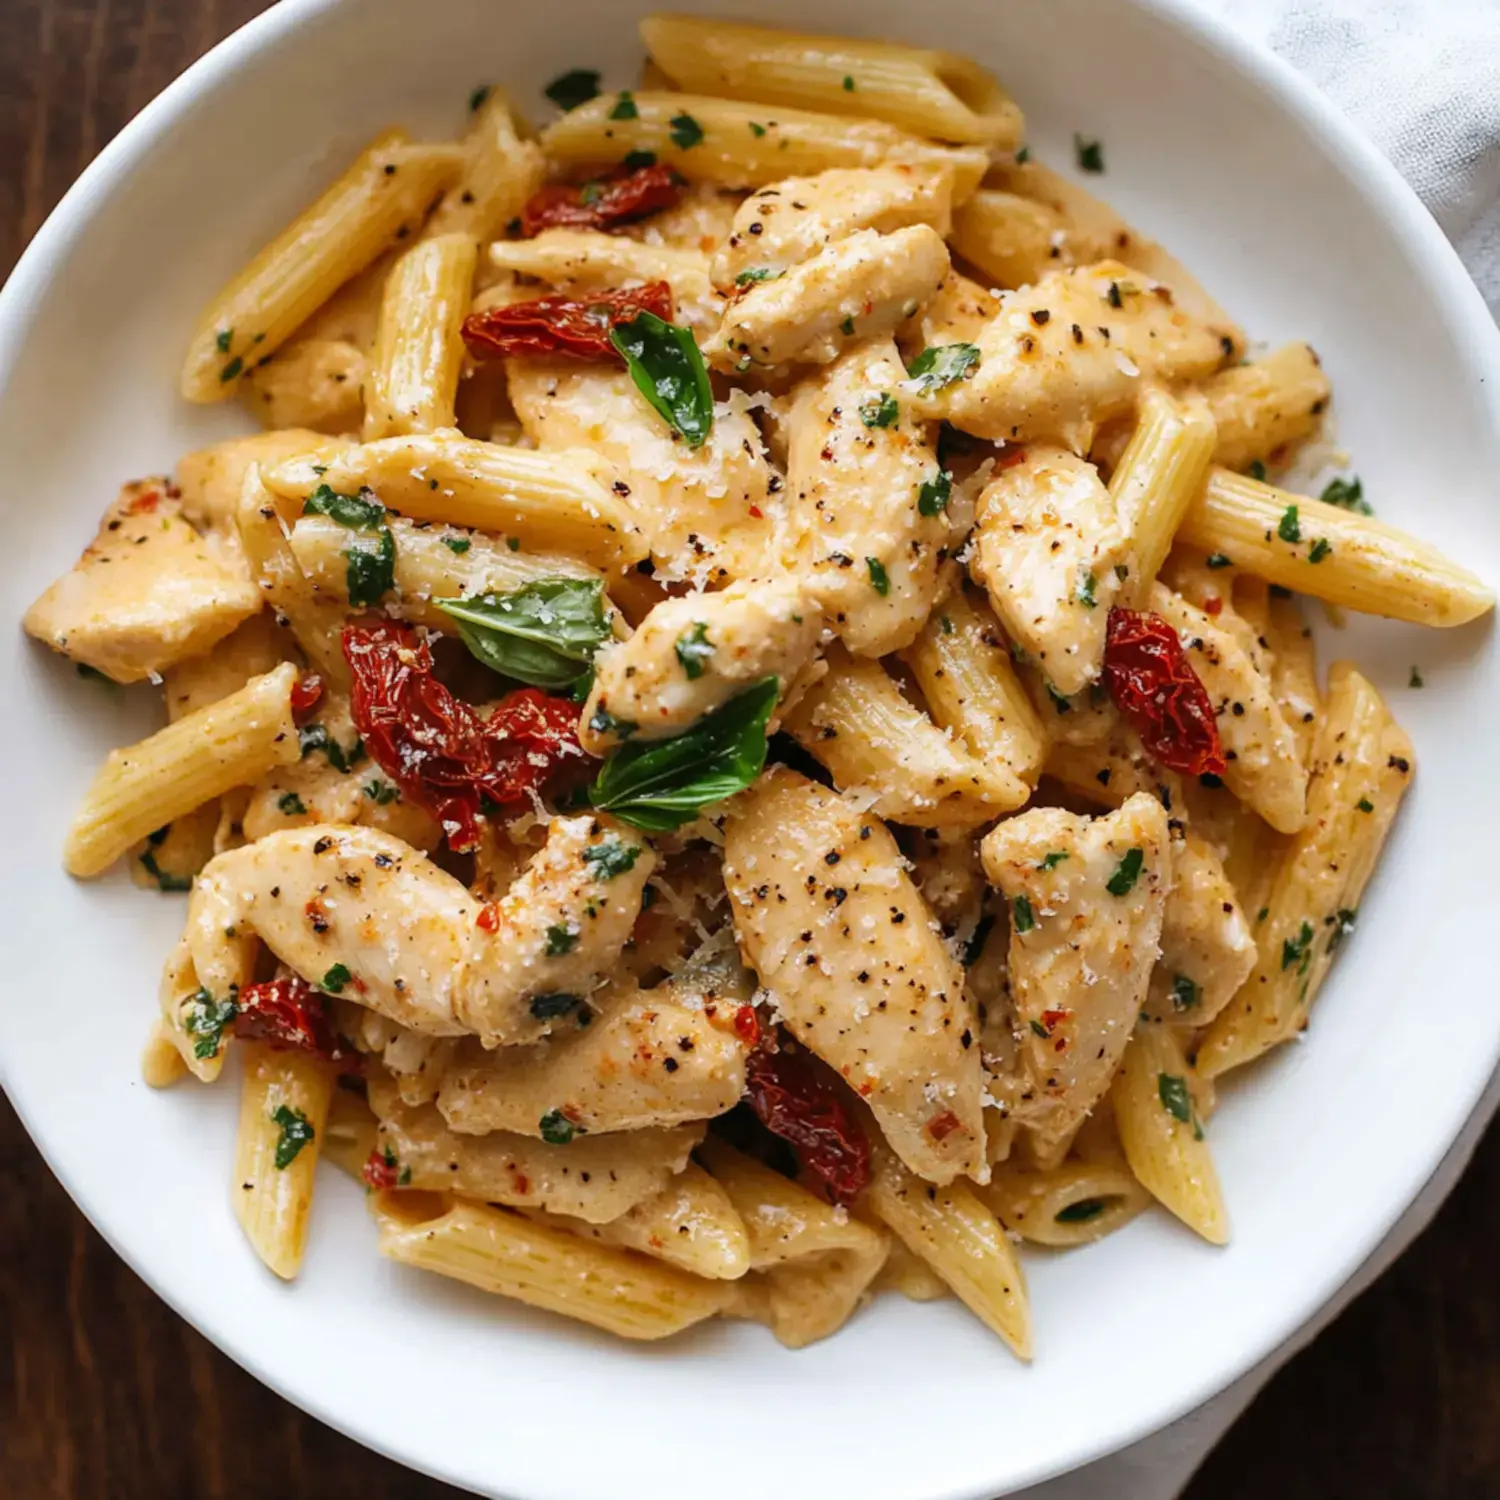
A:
[182,988,237,1060]
[303,484,385,530]
[581,834,642,880]
[437,578,609,690]
[610,312,714,449]
[344,529,396,608]
[906,343,979,394]
[589,676,778,831]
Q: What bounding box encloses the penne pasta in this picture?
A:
[363,234,478,439]
[640,15,1023,147]
[1179,469,1495,626]
[540,91,989,199]
[233,1041,338,1278]
[64,662,301,878]
[981,1157,1151,1248]
[181,132,463,401]
[1111,1021,1228,1244]
[372,1190,734,1339]
[1198,664,1415,1077]
[425,88,547,242]
[1199,342,1331,475]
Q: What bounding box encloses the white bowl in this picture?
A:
[2,1,1497,1496]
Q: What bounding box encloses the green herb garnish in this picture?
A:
[860,393,899,429]
[1157,1073,1203,1139]
[1320,475,1371,514]
[669,112,704,149]
[1055,1199,1106,1224]
[278,792,306,817]
[735,267,778,287]
[1013,894,1035,933]
[1170,974,1202,1011]
[1308,538,1332,564]
[917,469,951,517]
[321,964,351,994]
[272,1105,314,1169]
[182,988,237,1059]
[139,849,193,893]
[906,343,980,394]
[1281,920,1314,974]
[1074,134,1105,172]
[867,557,890,595]
[1105,847,1144,896]
[545,923,578,957]
[539,1108,581,1145]
[582,834,642,881]
[675,621,714,680]
[1038,851,1069,871]
[1206,553,1233,569]
[438,577,609,691]
[1076,570,1098,608]
[530,993,582,1021]
[610,311,714,448]
[609,90,638,120]
[544,69,600,111]
[1277,504,1302,544]
[364,779,399,805]
[443,536,471,554]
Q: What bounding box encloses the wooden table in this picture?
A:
[3,3,1497,1495]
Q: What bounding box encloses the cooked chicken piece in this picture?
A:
[711,165,955,289]
[783,337,948,657]
[980,793,1171,1143]
[707,224,950,371]
[185,816,653,1046]
[507,358,777,585]
[24,478,262,683]
[969,446,1128,696]
[908,260,1234,448]
[367,1070,702,1223]
[176,430,348,530]
[580,576,821,752]
[1144,830,1257,1026]
[1150,583,1307,834]
[724,768,985,1185]
[436,970,748,1137]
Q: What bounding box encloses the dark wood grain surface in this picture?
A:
[3,3,1497,1497]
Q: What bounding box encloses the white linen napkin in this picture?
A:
[1012,4,1500,1495]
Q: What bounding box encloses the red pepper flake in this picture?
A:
[1041,1007,1069,1031]
[344,619,588,852]
[476,903,502,934]
[290,671,324,721]
[232,976,359,1068]
[520,163,683,237]
[732,1004,761,1049]
[744,1034,870,1206]
[927,1109,963,1143]
[1102,607,1227,777]
[511,1170,531,1195]
[1203,595,1223,617]
[995,444,1029,471]
[462,281,674,363]
[304,898,329,934]
[125,488,161,514]
[747,505,763,519]
[362,1147,400,1191]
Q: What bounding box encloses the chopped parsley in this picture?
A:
[735,267,778,287]
[539,1108,581,1145]
[278,792,306,817]
[298,723,363,774]
[1038,851,1069,871]
[1015,145,1030,164]
[669,112,704,149]
[1106,847,1145,896]
[841,315,856,335]
[917,468,951,517]
[748,121,767,138]
[1076,570,1098,609]
[622,149,657,170]
[1170,974,1202,1012]
[1157,1073,1203,1139]
[139,849,193,892]
[582,834,642,880]
[1074,133,1105,173]
[1206,553,1233,569]
[443,536,471,554]
[1013,894,1036,933]
[866,557,890,595]
[1308,537,1332,564]
[271,1105,314,1170]
[1277,504,1302,544]
[1327,907,1358,954]
[842,74,855,90]
[1409,666,1424,688]
[961,912,995,967]
[468,84,491,112]
[1045,682,1073,715]
[674,621,714,680]
[182,988,237,1059]
[1357,796,1375,813]
[589,706,638,740]
[219,356,244,383]
[303,484,394,608]
[215,327,233,354]
[544,69,600,111]
[363,779,399,805]
[906,342,980,394]
[860,393,899,428]
[530,992,583,1020]
[1028,1018,1049,1038]
[545,923,578,957]
[1281,919,1314,974]
[1320,475,1371,514]
[1247,459,1267,482]
[608,90,638,120]
[321,963,351,994]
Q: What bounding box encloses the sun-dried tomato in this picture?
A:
[462,282,674,362]
[290,671,324,721]
[520,163,683,237]
[744,1035,870,1206]
[343,619,587,851]
[361,1146,401,1191]
[1102,607,1227,777]
[231,976,359,1068]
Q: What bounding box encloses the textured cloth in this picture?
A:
[1014,4,1500,1496]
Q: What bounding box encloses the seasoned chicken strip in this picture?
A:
[1150,583,1307,834]
[908,259,1235,448]
[25,478,261,683]
[711,165,955,289]
[1144,830,1257,1026]
[185,817,654,1045]
[580,576,822,753]
[724,768,985,1184]
[437,969,750,1136]
[969,446,1128,696]
[980,793,1171,1144]
[707,224,950,371]
[783,337,948,657]
[368,1071,702,1223]
[507,358,777,585]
